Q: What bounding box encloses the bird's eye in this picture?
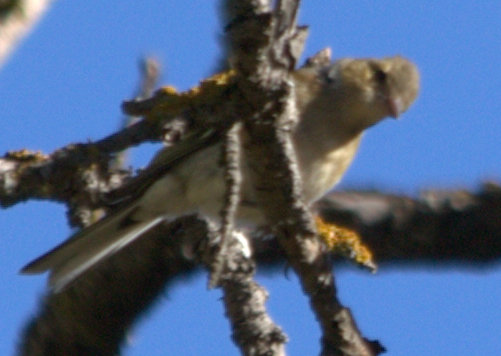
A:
[323,70,338,85]
[374,69,387,83]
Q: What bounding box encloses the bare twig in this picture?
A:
[0,0,55,69]
[112,57,162,169]
[192,218,287,356]
[210,122,243,288]
[219,236,287,356]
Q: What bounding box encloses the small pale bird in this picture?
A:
[21,56,419,291]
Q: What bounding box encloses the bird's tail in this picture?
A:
[21,204,164,292]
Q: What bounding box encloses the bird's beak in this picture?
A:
[386,96,403,119]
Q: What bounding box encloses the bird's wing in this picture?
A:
[21,202,164,292]
[21,127,221,292]
[106,127,221,205]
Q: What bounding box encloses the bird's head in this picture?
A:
[320,56,420,129]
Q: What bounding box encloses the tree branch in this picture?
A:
[210,122,243,288]
[234,183,497,271]
[225,1,377,354]
[9,1,501,355]
[194,219,288,356]
[111,57,162,170]
[17,183,501,355]
[317,182,501,265]
[18,218,198,356]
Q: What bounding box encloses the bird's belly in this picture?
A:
[135,145,264,225]
[135,135,359,225]
[300,138,360,203]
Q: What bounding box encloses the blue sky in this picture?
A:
[1,1,500,355]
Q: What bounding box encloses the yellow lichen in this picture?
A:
[315,216,376,272]
[6,149,48,162]
[146,70,237,120]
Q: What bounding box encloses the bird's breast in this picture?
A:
[298,134,362,204]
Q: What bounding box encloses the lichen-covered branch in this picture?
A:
[0,71,238,226]
[17,183,501,355]
[225,1,377,355]
[317,182,501,265]
[249,183,501,268]
[0,120,160,206]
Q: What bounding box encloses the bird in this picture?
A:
[21,56,420,292]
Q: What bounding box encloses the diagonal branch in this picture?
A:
[194,218,288,356]
[210,122,243,288]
